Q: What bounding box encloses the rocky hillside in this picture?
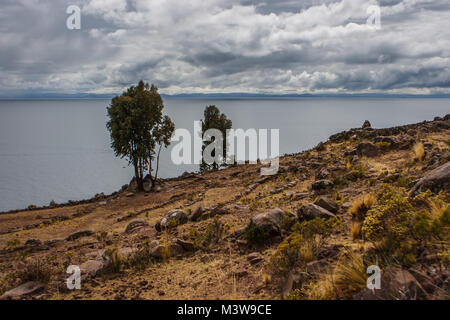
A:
[0,115,449,300]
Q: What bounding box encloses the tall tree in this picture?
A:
[107,81,174,191]
[200,105,232,172]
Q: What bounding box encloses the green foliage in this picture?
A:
[200,105,232,172]
[190,216,230,248]
[269,233,309,276]
[269,218,341,277]
[106,81,174,190]
[243,221,269,246]
[362,185,449,266]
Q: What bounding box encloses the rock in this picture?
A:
[149,245,167,259]
[25,238,42,246]
[176,239,195,251]
[233,269,248,278]
[297,203,336,221]
[80,260,108,278]
[286,191,309,200]
[356,142,378,157]
[316,168,330,179]
[409,161,450,196]
[150,242,184,259]
[306,259,328,274]
[311,179,333,191]
[249,208,286,235]
[44,238,64,246]
[124,219,148,234]
[125,192,135,197]
[149,240,160,250]
[189,206,203,221]
[362,120,371,129]
[65,230,93,241]
[156,209,188,231]
[247,252,263,264]
[353,269,426,300]
[313,196,339,214]
[0,281,45,300]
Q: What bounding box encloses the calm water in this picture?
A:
[0,98,449,212]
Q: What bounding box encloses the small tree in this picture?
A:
[200,105,232,172]
[107,81,174,191]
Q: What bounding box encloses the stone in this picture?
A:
[156,209,188,231]
[409,161,450,196]
[247,252,263,264]
[311,179,333,191]
[80,260,108,278]
[297,203,336,221]
[362,120,371,129]
[189,206,203,221]
[65,230,93,241]
[25,238,42,246]
[125,219,148,234]
[176,239,195,251]
[149,245,167,259]
[356,142,378,157]
[44,238,64,246]
[249,208,286,235]
[125,192,135,197]
[0,281,45,300]
[313,196,339,214]
[316,168,330,179]
[233,269,248,278]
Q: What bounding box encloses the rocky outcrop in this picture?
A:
[65,230,93,241]
[297,203,336,221]
[313,196,339,214]
[409,161,450,196]
[0,281,45,300]
[311,179,333,191]
[155,209,188,231]
[124,219,148,233]
[249,208,286,235]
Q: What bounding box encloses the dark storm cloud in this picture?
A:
[0,0,449,95]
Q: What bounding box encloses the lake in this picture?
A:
[0,97,449,212]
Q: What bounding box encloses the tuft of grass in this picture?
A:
[413,142,425,161]
[351,221,362,240]
[348,194,375,222]
[15,258,52,284]
[333,250,368,298]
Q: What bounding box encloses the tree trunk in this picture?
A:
[154,144,163,188]
[134,159,144,192]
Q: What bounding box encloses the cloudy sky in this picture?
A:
[1,0,449,96]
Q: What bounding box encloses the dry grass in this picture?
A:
[333,250,367,297]
[348,194,375,222]
[350,222,362,240]
[413,142,425,161]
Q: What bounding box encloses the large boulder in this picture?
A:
[249,208,286,235]
[356,142,378,157]
[189,206,203,222]
[409,161,450,196]
[0,281,45,300]
[124,219,148,233]
[353,269,426,300]
[297,203,336,221]
[311,179,333,191]
[155,209,188,231]
[313,196,339,214]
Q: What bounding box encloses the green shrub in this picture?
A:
[243,221,269,246]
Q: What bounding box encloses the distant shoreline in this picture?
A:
[1,93,450,101]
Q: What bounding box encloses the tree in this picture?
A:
[200,105,232,172]
[106,81,174,191]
